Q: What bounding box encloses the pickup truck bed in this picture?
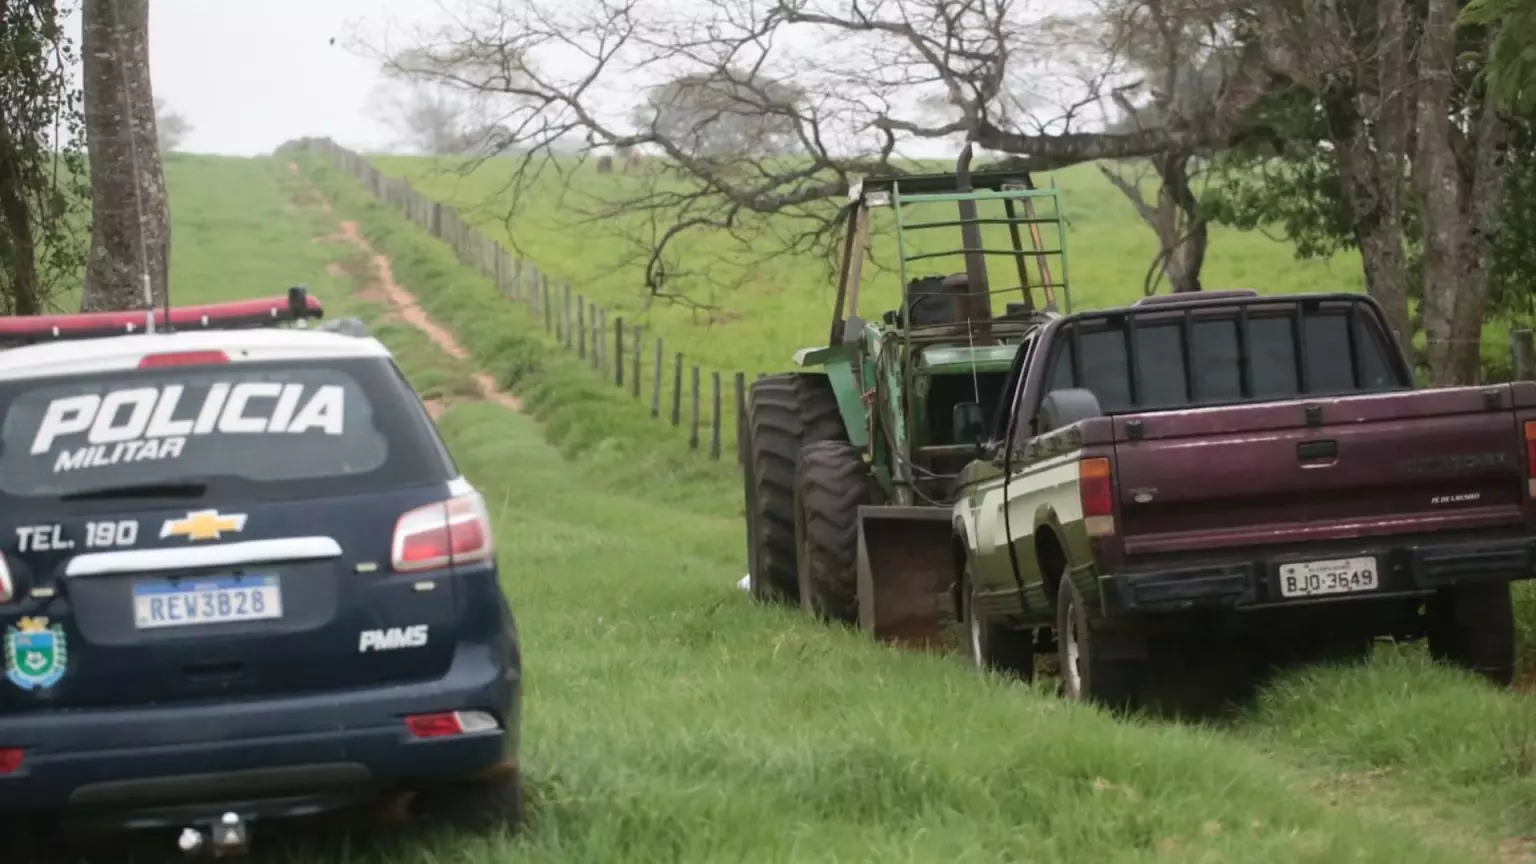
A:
[953,291,1530,711]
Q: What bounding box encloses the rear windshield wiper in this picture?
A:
[60,480,209,502]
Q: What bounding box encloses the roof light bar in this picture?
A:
[0,288,325,348]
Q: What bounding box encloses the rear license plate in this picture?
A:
[1277,557,1378,598]
[132,574,282,629]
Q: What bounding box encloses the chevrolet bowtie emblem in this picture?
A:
[160,509,248,542]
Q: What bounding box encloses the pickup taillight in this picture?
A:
[1080,457,1115,537]
[390,490,496,572]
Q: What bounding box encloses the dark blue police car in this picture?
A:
[0,292,521,854]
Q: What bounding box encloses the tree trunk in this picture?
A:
[80,0,169,312]
[1321,84,1413,357]
[1156,153,1205,293]
[1414,0,1507,386]
[0,126,41,315]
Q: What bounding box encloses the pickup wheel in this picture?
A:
[1425,582,1516,686]
[793,440,870,623]
[962,562,1034,680]
[1057,577,1142,710]
[743,374,846,605]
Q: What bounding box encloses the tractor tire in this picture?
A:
[1056,576,1143,711]
[962,560,1034,680]
[793,441,870,623]
[1426,582,1516,686]
[743,374,846,605]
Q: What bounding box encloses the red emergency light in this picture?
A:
[0,287,324,347]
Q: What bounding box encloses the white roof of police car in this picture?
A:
[0,328,391,382]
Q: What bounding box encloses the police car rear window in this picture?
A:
[0,358,453,502]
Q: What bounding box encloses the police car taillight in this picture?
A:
[405,711,499,738]
[390,491,495,572]
[139,350,230,368]
[0,558,13,604]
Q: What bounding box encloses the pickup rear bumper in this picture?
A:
[1100,535,1536,616]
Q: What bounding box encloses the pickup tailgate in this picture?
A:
[1112,386,1526,555]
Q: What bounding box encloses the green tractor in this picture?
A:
[741,144,1071,644]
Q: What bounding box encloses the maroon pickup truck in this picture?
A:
[953,290,1531,710]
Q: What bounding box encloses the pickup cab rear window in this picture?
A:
[0,357,454,507]
[1043,302,1408,414]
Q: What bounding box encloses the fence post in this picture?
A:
[1512,329,1535,380]
[689,365,701,450]
[542,278,552,332]
[710,371,722,460]
[631,327,642,399]
[614,318,625,387]
[563,285,573,349]
[593,307,604,370]
[671,353,684,426]
[651,339,664,418]
[577,296,587,359]
[734,372,746,465]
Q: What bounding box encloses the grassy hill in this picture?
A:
[370,154,1383,380]
[127,151,1536,862]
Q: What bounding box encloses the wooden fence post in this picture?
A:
[710,371,722,460]
[631,327,642,399]
[689,365,701,450]
[563,285,573,348]
[592,307,603,370]
[651,339,664,418]
[577,296,587,359]
[614,318,625,387]
[671,353,684,426]
[1512,329,1535,380]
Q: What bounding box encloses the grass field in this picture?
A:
[111,150,1536,862]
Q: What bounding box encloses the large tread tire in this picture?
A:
[1057,577,1143,711]
[793,441,871,623]
[962,561,1035,680]
[744,373,845,604]
[1426,582,1516,686]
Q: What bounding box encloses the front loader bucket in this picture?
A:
[855,505,957,649]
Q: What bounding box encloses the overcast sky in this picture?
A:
[148,0,430,156]
[142,0,1107,158]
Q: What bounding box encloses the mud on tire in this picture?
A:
[793,441,871,623]
[743,373,845,604]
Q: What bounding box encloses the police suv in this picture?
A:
[0,290,521,854]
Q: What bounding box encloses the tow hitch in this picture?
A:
[177,811,250,858]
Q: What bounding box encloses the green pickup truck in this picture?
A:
[952,289,1531,712]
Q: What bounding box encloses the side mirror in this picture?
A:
[952,401,985,449]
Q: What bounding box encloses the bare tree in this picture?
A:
[363,0,1268,300]
[155,97,192,154]
[80,0,169,312]
[631,71,807,161]
[1089,0,1240,294]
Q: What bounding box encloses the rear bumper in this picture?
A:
[0,632,520,825]
[1101,534,1536,616]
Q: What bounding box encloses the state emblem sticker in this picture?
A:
[5,616,67,691]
